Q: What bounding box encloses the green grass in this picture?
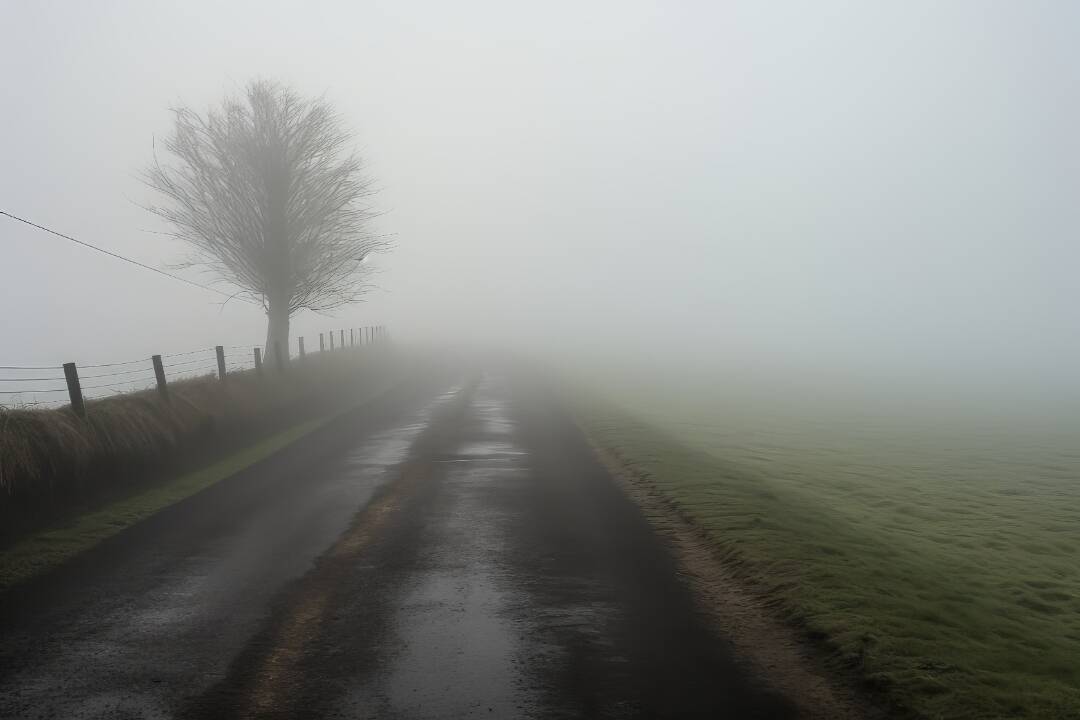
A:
[572,389,1080,719]
[0,369,403,592]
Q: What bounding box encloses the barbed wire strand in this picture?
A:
[0,388,67,394]
[171,362,221,374]
[163,356,215,369]
[82,374,158,391]
[162,347,214,359]
[79,358,151,369]
[78,365,154,380]
[168,362,222,374]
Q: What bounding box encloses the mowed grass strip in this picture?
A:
[574,397,1080,720]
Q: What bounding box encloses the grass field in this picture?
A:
[572,379,1080,719]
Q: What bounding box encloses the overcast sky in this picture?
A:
[2,1,1078,403]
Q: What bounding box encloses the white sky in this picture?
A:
[1,0,1078,402]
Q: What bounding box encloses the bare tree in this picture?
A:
[143,80,383,362]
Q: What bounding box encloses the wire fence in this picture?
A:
[0,325,388,413]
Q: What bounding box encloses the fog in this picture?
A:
[3,1,1078,413]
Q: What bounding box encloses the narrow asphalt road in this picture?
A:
[0,364,796,719]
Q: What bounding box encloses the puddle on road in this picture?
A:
[473,383,516,437]
[347,377,546,719]
[382,567,530,718]
[451,440,526,460]
[342,383,462,469]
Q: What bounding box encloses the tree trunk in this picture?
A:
[265,294,290,369]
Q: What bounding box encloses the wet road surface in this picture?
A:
[0,366,796,719]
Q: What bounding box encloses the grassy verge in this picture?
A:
[572,394,1080,720]
[0,416,326,592]
[0,351,408,591]
[0,348,403,543]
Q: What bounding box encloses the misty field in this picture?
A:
[575,383,1080,719]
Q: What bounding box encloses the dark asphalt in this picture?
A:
[0,364,796,719]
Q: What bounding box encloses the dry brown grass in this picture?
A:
[0,348,396,543]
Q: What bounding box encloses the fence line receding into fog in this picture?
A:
[0,325,388,415]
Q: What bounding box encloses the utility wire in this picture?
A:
[1,210,259,306]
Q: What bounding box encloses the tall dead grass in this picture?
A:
[0,348,394,542]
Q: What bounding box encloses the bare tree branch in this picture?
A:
[142,80,387,359]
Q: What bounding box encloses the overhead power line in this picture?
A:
[1,209,259,306]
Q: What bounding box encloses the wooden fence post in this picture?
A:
[339,329,344,349]
[298,336,305,358]
[273,341,284,371]
[329,331,335,350]
[254,347,263,375]
[350,328,355,347]
[62,362,85,418]
[319,333,325,352]
[152,354,169,402]
[216,346,226,380]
